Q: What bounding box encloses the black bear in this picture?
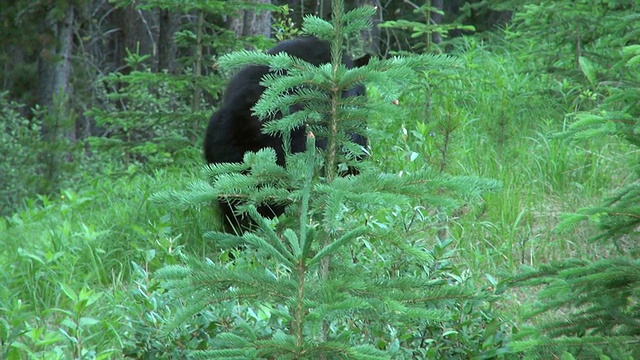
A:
[204,36,369,233]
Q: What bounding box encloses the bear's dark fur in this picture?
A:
[204,36,368,233]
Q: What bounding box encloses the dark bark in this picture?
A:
[228,0,272,38]
[356,0,382,55]
[115,5,156,71]
[192,10,204,142]
[287,0,304,27]
[38,5,74,112]
[431,0,444,45]
[315,0,331,19]
[158,8,177,73]
[37,3,76,193]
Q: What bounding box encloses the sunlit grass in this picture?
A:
[370,41,635,275]
[1,35,637,358]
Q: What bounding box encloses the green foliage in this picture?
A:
[87,0,278,173]
[508,257,640,359]
[0,91,82,215]
[504,0,639,83]
[0,196,119,359]
[86,50,203,169]
[0,0,42,107]
[4,1,639,358]
[156,239,508,359]
[0,93,42,216]
[556,44,640,246]
[379,3,475,53]
[39,97,84,195]
[509,42,640,359]
[153,1,505,358]
[0,168,219,358]
[273,5,302,41]
[0,90,81,215]
[370,35,620,271]
[121,0,278,13]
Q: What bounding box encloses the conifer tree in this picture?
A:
[508,44,640,359]
[153,1,503,358]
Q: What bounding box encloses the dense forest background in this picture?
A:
[1,0,639,359]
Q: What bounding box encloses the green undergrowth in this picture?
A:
[1,37,636,358]
[0,164,225,358]
[369,38,635,274]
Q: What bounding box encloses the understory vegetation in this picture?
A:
[1,0,639,359]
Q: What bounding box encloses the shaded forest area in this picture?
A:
[0,0,509,212]
[1,0,640,359]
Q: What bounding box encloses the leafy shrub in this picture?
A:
[150,2,507,358]
[508,43,640,360]
[0,92,41,216]
[86,52,205,170]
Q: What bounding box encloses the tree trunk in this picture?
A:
[158,8,177,73]
[315,0,331,19]
[192,10,204,142]
[38,5,74,112]
[37,3,75,193]
[228,0,272,38]
[356,0,381,55]
[116,5,156,71]
[431,0,444,45]
[287,0,304,28]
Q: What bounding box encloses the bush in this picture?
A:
[0,92,41,216]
